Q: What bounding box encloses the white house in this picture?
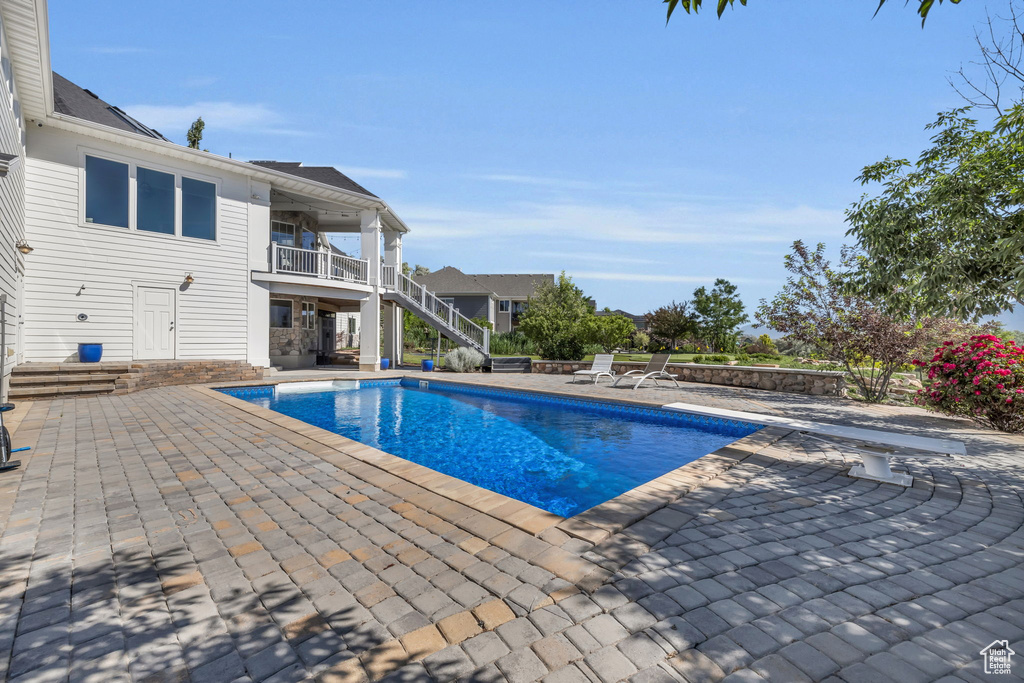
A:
[0,0,487,399]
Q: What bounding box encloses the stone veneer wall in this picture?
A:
[269,294,319,365]
[533,360,847,397]
[122,360,264,392]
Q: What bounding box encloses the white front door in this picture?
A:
[136,286,176,360]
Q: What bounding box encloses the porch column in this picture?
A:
[382,231,403,366]
[382,302,402,369]
[359,210,382,371]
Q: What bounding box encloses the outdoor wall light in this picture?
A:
[15,240,32,254]
[184,273,195,285]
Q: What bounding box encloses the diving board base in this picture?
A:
[848,464,913,487]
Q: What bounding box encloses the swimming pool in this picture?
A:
[220,379,762,517]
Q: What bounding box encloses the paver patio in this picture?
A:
[1,370,1022,683]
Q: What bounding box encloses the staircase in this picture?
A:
[381,267,490,357]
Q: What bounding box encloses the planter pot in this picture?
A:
[421,359,434,372]
[380,358,390,370]
[78,343,103,363]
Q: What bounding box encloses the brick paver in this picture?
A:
[0,370,1021,682]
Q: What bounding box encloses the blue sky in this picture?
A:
[49,1,1021,330]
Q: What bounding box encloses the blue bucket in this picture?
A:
[78,343,103,363]
[422,359,434,372]
[380,358,390,370]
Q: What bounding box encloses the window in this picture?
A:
[270,300,292,328]
[441,297,455,308]
[301,302,316,330]
[348,317,357,334]
[137,167,175,234]
[498,300,510,313]
[271,221,296,246]
[82,152,220,240]
[301,229,317,250]
[85,155,129,227]
[182,177,216,240]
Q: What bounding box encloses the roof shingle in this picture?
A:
[249,161,378,198]
[52,72,168,140]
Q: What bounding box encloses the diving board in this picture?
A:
[662,401,967,487]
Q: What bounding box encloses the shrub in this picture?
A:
[583,343,606,356]
[735,353,751,362]
[631,331,650,352]
[691,355,704,363]
[490,331,536,356]
[913,334,1024,432]
[444,347,484,373]
[541,337,587,361]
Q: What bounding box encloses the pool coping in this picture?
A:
[193,374,798,589]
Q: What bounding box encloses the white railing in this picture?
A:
[381,265,489,353]
[272,243,369,285]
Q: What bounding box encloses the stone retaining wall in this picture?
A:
[121,360,264,392]
[532,360,847,396]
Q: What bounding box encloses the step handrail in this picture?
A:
[381,266,489,353]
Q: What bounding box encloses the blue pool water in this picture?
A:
[221,379,761,517]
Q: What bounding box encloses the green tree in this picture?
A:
[186,116,205,150]
[647,301,698,350]
[756,241,934,402]
[403,310,431,349]
[402,262,431,277]
[692,279,748,353]
[846,107,1024,320]
[518,272,593,360]
[664,0,957,24]
[588,311,636,353]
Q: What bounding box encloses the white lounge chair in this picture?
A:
[612,353,679,391]
[573,354,616,384]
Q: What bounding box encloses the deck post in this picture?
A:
[382,231,403,367]
[359,210,382,371]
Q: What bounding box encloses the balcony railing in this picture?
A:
[271,243,369,285]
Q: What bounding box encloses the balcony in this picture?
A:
[271,243,369,285]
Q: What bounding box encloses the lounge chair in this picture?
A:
[612,353,679,390]
[573,354,616,384]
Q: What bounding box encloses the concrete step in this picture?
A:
[11,362,135,375]
[9,373,123,385]
[9,383,116,399]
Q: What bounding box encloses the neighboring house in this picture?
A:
[595,308,648,331]
[0,0,488,390]
[414,267,554,333]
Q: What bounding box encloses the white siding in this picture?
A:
[0,11,27,397]
[22,128,252,362]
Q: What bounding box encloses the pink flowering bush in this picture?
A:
[913,334,1024,432]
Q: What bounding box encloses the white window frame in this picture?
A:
[301,301,316,330]
[78,146,221,244]
[271,220,297,246]
[498,300,510,313]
